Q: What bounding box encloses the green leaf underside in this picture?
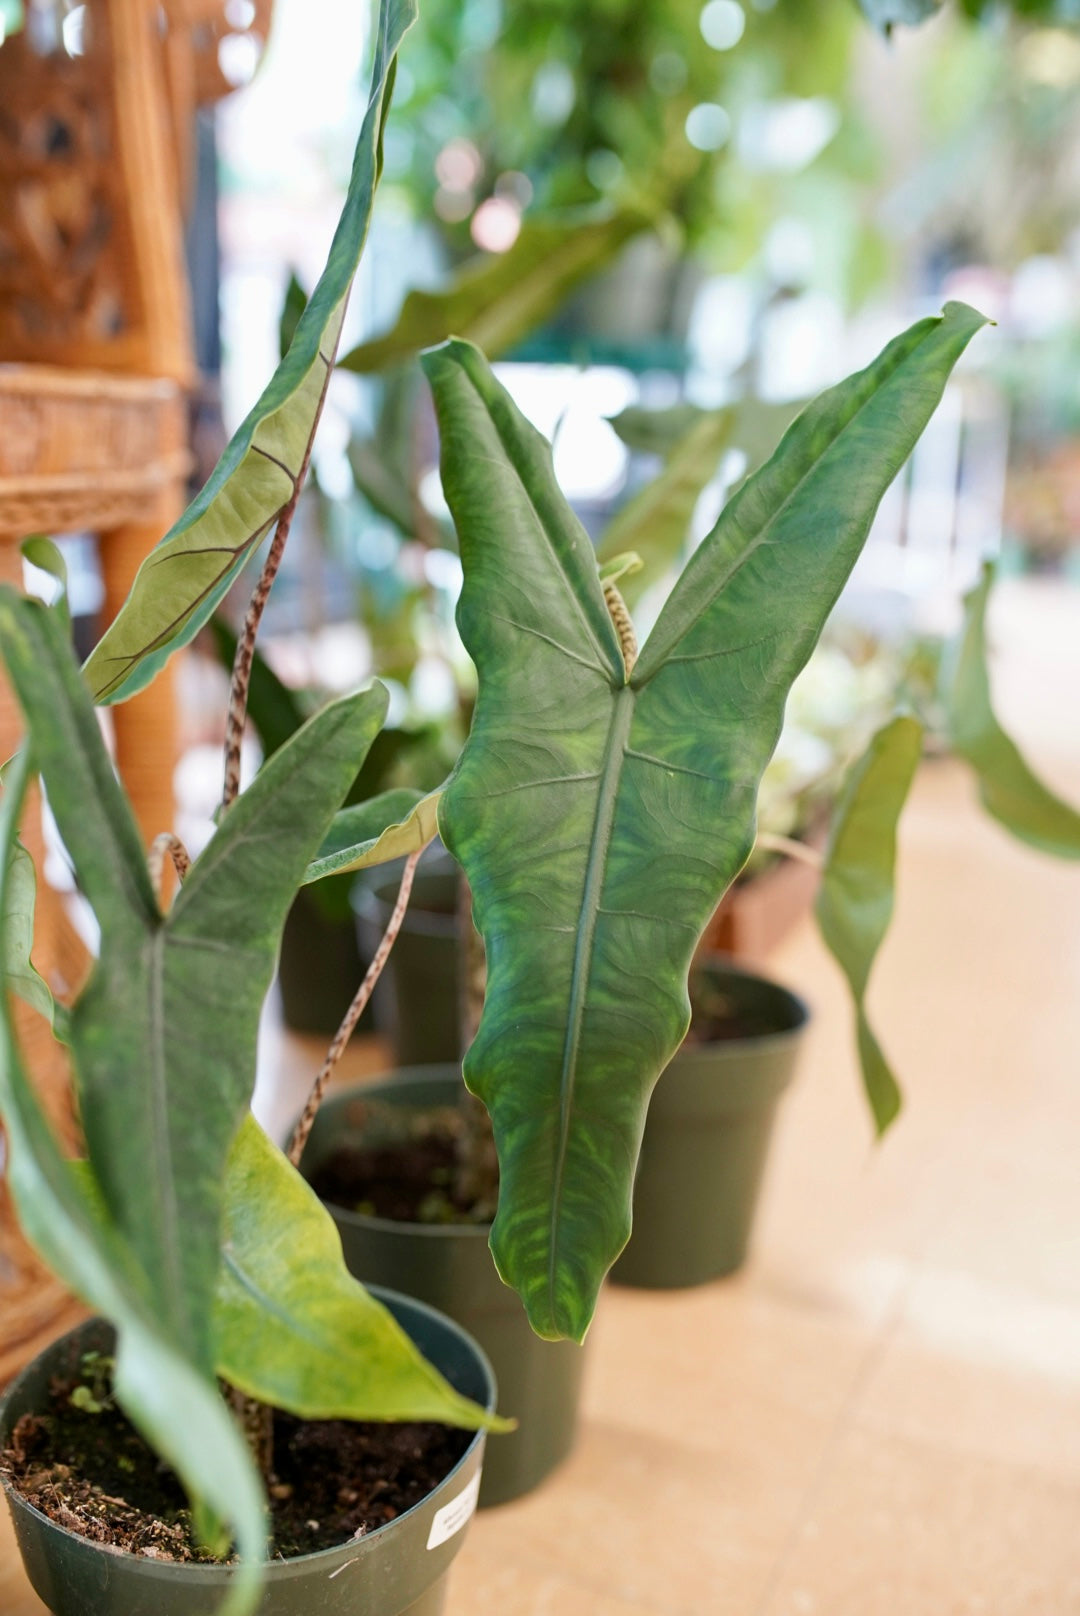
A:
[0,592,388,1373]
[216,1116,509,1432]
[815,715,924,1135]
[304,787,441,883]
[424,303,986,1341]
[82,0,418,705]
[947,564,1080,860]
[338,205,651,373]
[0,754,264,1616]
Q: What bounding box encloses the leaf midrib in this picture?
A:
[548,683,635,1323]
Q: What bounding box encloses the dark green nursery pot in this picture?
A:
[612,961,809,1290]
[302,1070,586,1508]
[353,874,461,1066]
[0,1290,494,1616]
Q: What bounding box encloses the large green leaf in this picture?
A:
[946,563,1080,859]
[82,0,417,704]
[0,753,265,1615]
[423,303,987,1341]
[0,591,387,1371]
[338,205,652,374]
[815,715,923,1136]
[216,1115,509,1431]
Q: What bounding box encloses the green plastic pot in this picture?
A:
[353,873,461,1066]
[612,960,809,1290]
[1,1290,494,1616]
[278,882,374,1038]
[302,1071,585,1509]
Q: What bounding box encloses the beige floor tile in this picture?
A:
[583,1283,869,1455]
[480,1420,784,1613]
[758,1424,1080,1616]
[449,1535,670,1615]
[856,1329,1080,1480]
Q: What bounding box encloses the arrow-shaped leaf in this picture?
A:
[338,205,653,374]
[0,752,265,1616]
[424,303,987,1340]
[304,787,441,883]
[815,714,923,1136]
[216,1115,509,1431]
[946,562,1080,859]
[83,0,417,705]
[0,592,388,1371]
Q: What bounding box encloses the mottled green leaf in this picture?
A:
[815,715,923,1135]
[216,1115,509,1431]
[424,303,987,1340]
[339,205,652,374]
[304,787,441,883]
[946,563,1080,859]
[82,0,417,704]
[0,591,387,1373]
[0,752,265,1615]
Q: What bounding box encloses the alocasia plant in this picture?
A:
[415,305,988,1340]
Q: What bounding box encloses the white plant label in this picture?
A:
[426,1471,481,1550]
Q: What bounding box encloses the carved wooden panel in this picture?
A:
[0,5,148,370]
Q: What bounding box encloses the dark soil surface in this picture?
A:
[2,1357,471,1562]
[309,1102,497,1226]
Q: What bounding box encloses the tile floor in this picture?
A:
[4,578,1080,1614]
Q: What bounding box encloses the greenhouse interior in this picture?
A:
[1,0,1079,1612]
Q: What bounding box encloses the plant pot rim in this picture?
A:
[352,876,458,940]
[305,1069,494,1245]
[0,1285,495,1576]
[685,957,811,1053]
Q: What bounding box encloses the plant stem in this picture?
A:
[220,516,292,814]
[603,579,638,677]
[754,831,824,870]
[287,848,422,1168]
[147,833,191,907]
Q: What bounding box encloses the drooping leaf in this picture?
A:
[216,1115,509,1432]
[945,563,1080,859]
[338,205,653,374]
[0,591,388,1372]
[423,303,987,1341]
[82,0,418,705]
[596,411,734,603]
[0,752,265,1615]
[304,788,441,883]
[815,715,923,1135]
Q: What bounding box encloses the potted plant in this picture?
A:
[300,1067,586,1509]
[610,958,810,1289]
[0,5,510,1613]
[84,272,990,1353]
